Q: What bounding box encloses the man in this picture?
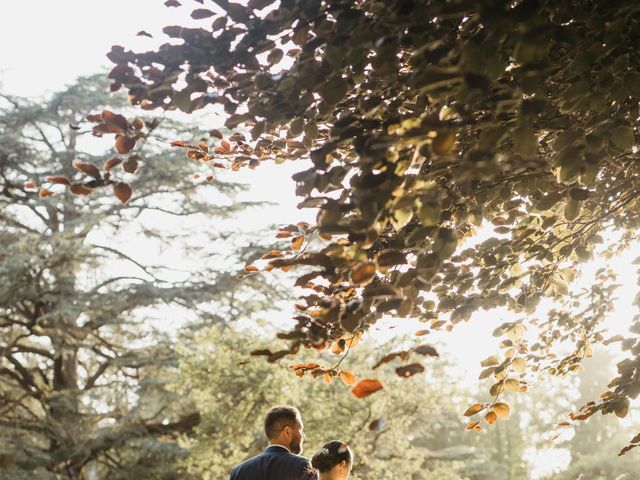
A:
[230,405,317,480]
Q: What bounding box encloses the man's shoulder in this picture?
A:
[230,449,313,476]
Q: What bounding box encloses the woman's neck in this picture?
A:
[319,472,334,480]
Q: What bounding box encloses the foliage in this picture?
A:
[0,75,278,479]
[71,0,640,453]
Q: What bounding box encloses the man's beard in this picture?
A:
[290,438,302,455]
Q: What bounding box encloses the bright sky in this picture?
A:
[2,2,638,476]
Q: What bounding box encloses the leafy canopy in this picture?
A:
[60,0,640,454]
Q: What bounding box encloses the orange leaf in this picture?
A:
[45,175,70,186]
[322,372,333,383]
[171,140,188,147]
[244,265,259,272]
[464,403,486,417]
[220,139,231,151]
[484,411,497,424]
[465,421,480,430]
[38,187,55,198]
[24,182,37,189]
[291,235,304,251]
[339,370,357,386]
[112,182,132,204]
[414,329,429,336]
[351,378,384,399]
[493,402,511,420]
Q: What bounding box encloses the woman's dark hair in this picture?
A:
[311,440,353,472]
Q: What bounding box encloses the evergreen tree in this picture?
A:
[0,75,278,479]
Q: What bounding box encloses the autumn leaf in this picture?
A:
[113,182,132,204]
[38,187,55,198]
[414,344,439,357]
[368,417,386,432]
[115,136,136,154]
[103,157,122,171]
[464,403,486,417]
[395,363,425,378]
[484,411,498,424]
[45,175,71,186]
[339,370,357,386]
[291,235,304,251]
[351,378,384,399]
[350,262,376,285]
[493,403,511,420]
[72,161,101,180]
[69,183,92,196]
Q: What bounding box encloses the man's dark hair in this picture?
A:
[264,405,300,439]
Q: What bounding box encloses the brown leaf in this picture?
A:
[414,344,439,357]
[396,363,425,378]
[376,249,407,267]
[72,161,102,180]
[101,110,129,132]
[350,262,377,285]
[113,182,132,204]
[69,183,92,196]
[45,175,71,186]
[103,157,122,171]
[191,8,214,19]
[351,378,384,399]
[115,136,136,154]
[122,156,139,174]
[464,403,486,417]
[368,417,386,432]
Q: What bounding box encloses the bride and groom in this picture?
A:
[230,405,353,480]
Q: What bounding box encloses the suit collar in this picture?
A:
[265,444,291,454]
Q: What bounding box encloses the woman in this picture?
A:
[310,441,353,480]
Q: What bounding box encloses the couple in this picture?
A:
[230,405,353,480]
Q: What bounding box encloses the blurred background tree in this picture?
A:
[0,75,283,479]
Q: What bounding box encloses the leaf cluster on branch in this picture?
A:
[72,0,640,454]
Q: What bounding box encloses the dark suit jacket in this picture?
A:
[230,445,318,480]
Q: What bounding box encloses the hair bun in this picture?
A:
[311,441,352,473]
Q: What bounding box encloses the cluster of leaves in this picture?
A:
[91,0,640,452]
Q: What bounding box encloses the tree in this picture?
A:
[77,0,640,452]
[0,75,279,479]
[549,351,640,479]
